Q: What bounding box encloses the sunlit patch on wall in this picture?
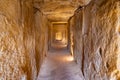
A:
[66,56,74,62]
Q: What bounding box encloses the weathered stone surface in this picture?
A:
[0,13,27,80]
[70,0,120,80]
[0,0,48,80]
[34,10,48,75]
[0,0,27,79]
[34,0,92,22]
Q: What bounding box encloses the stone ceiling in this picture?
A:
[34,0,91,22]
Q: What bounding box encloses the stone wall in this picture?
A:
[0,0,48,80]
[34,9,48,75]
[70,0,120,79]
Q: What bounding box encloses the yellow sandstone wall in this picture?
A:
[0,0,48,79]
[70,0,120,79]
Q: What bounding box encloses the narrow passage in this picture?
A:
[37,49,84,80]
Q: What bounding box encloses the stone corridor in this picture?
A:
[0,0,120,80]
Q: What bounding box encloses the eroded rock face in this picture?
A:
[0,12,27,80]
[0,0,48,80]
[70,0,120,79]
[34,10,48,75]
[0,0,27,79]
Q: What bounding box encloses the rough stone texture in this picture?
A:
[34,10,48,75]
[22,1,37,79]
[0,0,28,79]
[0,0,48,80]
[34,0,92,22]
[70,0,120,80]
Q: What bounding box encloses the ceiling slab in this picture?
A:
[34,0,91,22]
